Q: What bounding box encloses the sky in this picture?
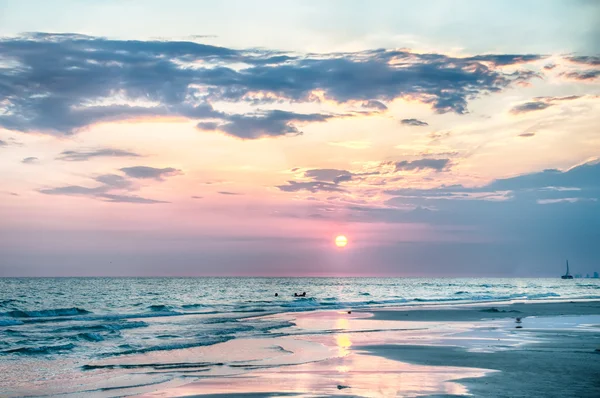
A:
[0,0,599,277]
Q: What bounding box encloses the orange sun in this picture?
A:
[335,235,348,248]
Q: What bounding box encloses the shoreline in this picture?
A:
[138,300,600,398]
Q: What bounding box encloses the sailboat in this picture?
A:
[561,260,573,279]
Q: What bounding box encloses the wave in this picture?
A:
[105,336,235,357]
[526,292,560,299]
[82,361,219,371]
[54,321,149,334]
[3,343,76,355]
[181,303,207,309]
[0,299,25,307]
[202,317,239,324]
[0,319,24,326]
[5,307,91,318]
[78,332,104,342]
[147,305,172,312]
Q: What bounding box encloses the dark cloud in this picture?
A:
[99,194,168,204]
[543,64,557,70]
[276,181,346,193]
[567,56,600,66]
[401,118,429,127]
[22,157,39,164]
[40,185,104,196]
[385,161,600,200]
[511,95,583,114]
[218,191,242,195]
[394,158,450,172]
[519,132,536,137]
[57,148,141,161]
[0,33,543,137]
[94,174,133,190]
[199,110,332,139]
[191,195,203,199]
[510,101,553,114]
[0,140,6,147]
[541,95,582,102]
[465,54,544,66]
[560,70,600,81]
[304,169,353,183]
[38,167,178,204]
[120,166,182,180]
[362,100,388,111]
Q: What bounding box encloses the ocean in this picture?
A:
[1,277,600,396]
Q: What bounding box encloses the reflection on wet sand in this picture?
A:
[142,311,491,397]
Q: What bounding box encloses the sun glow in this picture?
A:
[335,235,348,248]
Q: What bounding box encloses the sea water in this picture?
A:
[1,277,599,396]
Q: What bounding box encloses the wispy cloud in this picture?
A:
[38,167,180,204]
[120,166,182,180]
[401,118,428,127]
[510,95,583,114]
[560,70,600,81]
[276,181,346,193]
[218,191,242,195]
[21,157,39,164]
[57,148,141,161]
[394,158,450,172]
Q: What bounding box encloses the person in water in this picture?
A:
[294,292,307,297]
[275,293,278,297]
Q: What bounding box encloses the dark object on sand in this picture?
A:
[348,310,352,314]
[562,259,573,279]
[481,307,521,313]
[294,292,306,297]
[337,385,350,390]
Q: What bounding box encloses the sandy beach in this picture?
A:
[128,300,600,398]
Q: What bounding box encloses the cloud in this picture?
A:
[38,166,179,204]
[57,148,141,161]
[0,33,545,137]
[94,174,134,190]
[218,191,242,195]
[401,118,429,127]
[519,132,535,137]
[560,70,600,81]
[509,95,582,114]
[304,168,353,183]
[543,64,557,70]
[99,194,168,204]
[567,56,600,66]
[0,140,6,147]
[22,157,39,164]
[385,161,600,201]
[120,166,182,180]
[362,100,388,111]
[394,158,450,172]
[465,54,545,66]
[198,110,333,139]
[39,185,104,196]
[276,181,346,193]
[191,195,203,199]
[510,101,553,114]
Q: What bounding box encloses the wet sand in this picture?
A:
[140,300,600,398]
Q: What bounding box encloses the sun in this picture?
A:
[335,235,348,248]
